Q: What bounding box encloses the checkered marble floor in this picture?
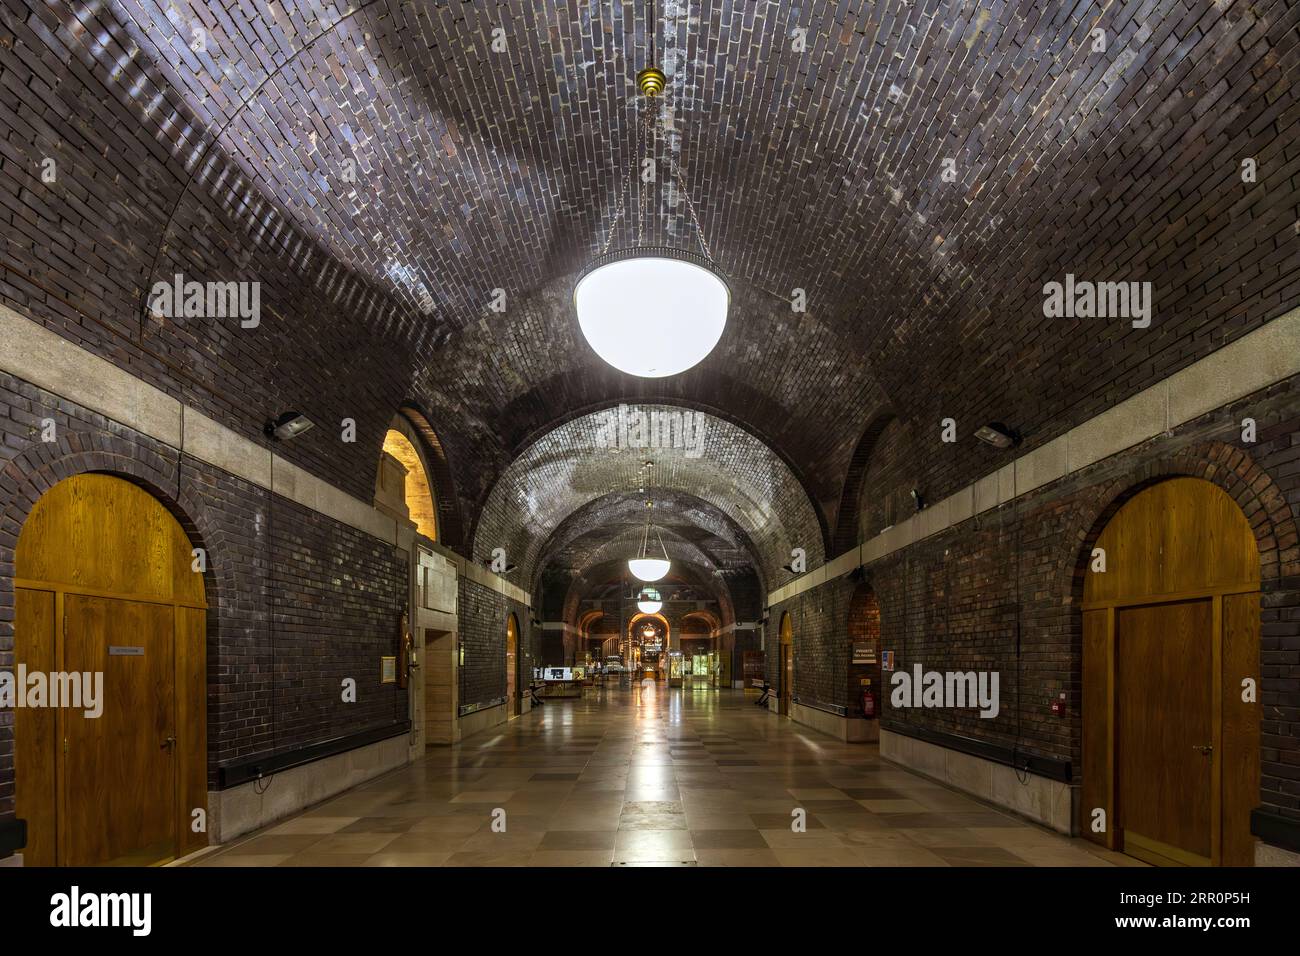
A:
[191,684,1138,867]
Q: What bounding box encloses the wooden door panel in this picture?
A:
[1084,478,1259,604]
[1221,592,1261,866]
[1080,608,1114,848]
[14,587,57,867]
[17,474,174,601]
[175,606,208,856]
[63,594,175,866]
[774,647,785,712]
[1117,600,1213,860]
[424,631,454,745]
[506,618,517,718]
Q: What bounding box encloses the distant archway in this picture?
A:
[847,582,882,717]
[506,613,519,718]
[577,610,605,663]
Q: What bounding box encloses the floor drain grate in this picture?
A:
[612,860,698,867]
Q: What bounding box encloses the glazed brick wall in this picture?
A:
[766,577,858,712]
[4,0,1298,562]
[0,370,413,821]
[779,375,1300,821]
[587,613,621,662]
[857,418,916,542]
[726,569,763,623]
[266,497,408,752]
[846,587,883,715]
[456,577,535,710]
[0,4,470,541]
[0,16,418,509]
[727,627,762,683]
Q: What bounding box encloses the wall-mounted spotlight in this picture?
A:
[264,411,315,441]
[910,488,925,511]
[974,421,1021,449]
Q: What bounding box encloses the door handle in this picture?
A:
[1193,744,1213,756]
[161,736,177,750]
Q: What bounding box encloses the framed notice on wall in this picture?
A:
[380,656,397,683]
[851,641,876,665]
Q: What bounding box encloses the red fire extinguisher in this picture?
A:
[861,685,876,719]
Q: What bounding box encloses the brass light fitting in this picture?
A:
[637,66,666,96]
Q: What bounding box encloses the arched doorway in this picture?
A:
[779,612,793,716]
[847,583,882,717]
[681,610,721,686]
[1081,477,1260,867]
[506,613,519,718]
[377,416,438,542]
[577,610,604,665]
[14,473,208,866]
[628,612,669,680]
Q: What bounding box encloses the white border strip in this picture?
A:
[0,303,530,606]
[767,306,1300,607]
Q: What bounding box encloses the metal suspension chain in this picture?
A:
[637,100,652,246]
[642,0,655,246]
[600,169,631,255]
[600,0,714,265]
[672,161,712,262]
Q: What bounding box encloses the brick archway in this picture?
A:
[1067,441,1300,599]
[0,433,231,817]
[1063,439,1300,840]
[832,411,898,554]
[847,579,883,718]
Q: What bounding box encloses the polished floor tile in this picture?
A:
[193,685,1123,868]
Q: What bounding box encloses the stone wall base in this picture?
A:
[880,728,1073,833]
[210,733,410,844]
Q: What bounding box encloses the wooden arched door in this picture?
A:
[506,613,518,718]
[779,612,794,716]
[1081,478,1260,866]
[14,474,208,866]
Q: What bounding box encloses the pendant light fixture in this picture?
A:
[574,0,729,378]
[628,499,671,582]
[636,586,662,615]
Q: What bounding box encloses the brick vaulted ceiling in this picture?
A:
[473,404,825,585]
[1,2,1297,596]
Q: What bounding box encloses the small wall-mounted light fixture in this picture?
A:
[974,421,1020,449]
[910,488,926,511]
[264,411,315,441]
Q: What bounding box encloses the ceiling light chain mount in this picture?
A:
[637,0,666,98]
[636,66,666,97]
